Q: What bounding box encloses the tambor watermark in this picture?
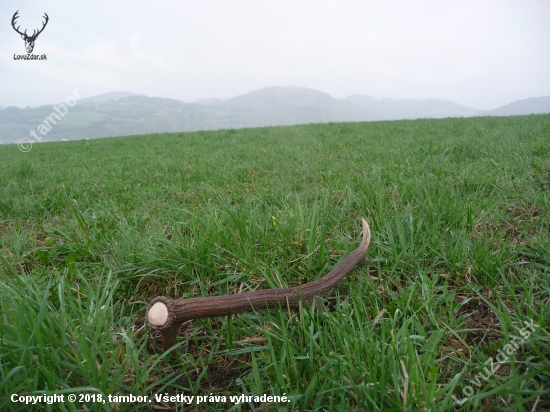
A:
[18,89,81,152]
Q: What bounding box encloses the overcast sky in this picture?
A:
[1,0,549,110]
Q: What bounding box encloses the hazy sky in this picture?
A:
[1,0,549,110]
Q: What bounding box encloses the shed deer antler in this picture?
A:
[147,218,371,351]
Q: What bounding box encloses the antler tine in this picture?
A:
[11,10,26,36]
[36,13,49,36]
[30,13,49,39]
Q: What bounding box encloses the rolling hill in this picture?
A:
[484,96,550,116]
[1,86,548,143]
[344,95,483,120]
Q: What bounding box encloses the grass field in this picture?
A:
[1,114,549,411]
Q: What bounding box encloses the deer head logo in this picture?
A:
[11,10,49,54]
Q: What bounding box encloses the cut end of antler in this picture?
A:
[148,301,169,327]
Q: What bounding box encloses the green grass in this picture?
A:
[1,114,549,411]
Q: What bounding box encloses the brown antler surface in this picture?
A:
[148,218,371,351]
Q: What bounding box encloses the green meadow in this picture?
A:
[1,115,549,411]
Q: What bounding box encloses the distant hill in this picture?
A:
[0,87,548,144]
[209,86,378,127]
[485,97,550,116]
[76,91,146,105]
[0,96,207,143]
[195,98,224,105]
[345,95,483,120]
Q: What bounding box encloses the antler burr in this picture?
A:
[147,218,371,351]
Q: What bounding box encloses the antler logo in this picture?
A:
[11,10,49,54]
